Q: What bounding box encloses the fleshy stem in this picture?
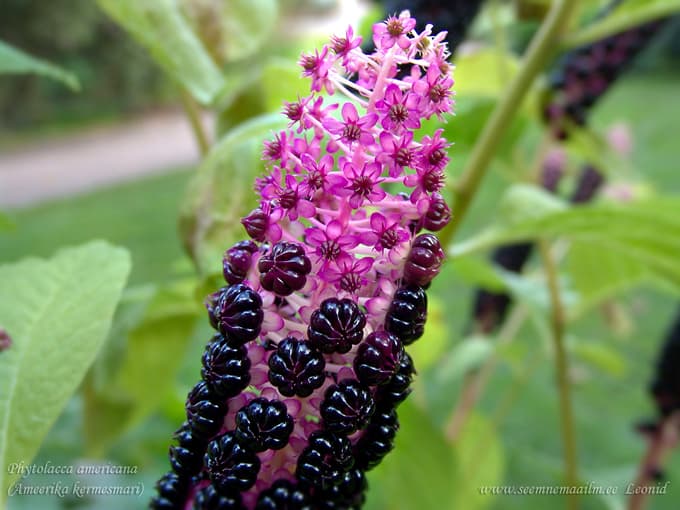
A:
[539,239,579,510]
[439,0,578,249]
[180,88,210,157]
[629,412,680,510]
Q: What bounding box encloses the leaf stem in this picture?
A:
[180,88,210,157]
[439,0,578,249]
[538,239,579,510]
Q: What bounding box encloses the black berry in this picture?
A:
[308,298,366,354]
[256,479,311,510]
[313,468,367,509]
[403,234,444,286]
[202,335,252,398]
[169,444,203,477]
[205,432,261,493]
[213,284,263,345]
[355,407,399,471]
[354,331,403,386]
[268,337,326,397]
[192,484,242,509]
[223,240,258,285]
[235,398,294,452]
[296,431,354,490]
[321,379,375,435]
[375,353,415,406]
[258,242,312,296]
[385,285,427,345]
[186,381,226,440]
[151,472,187,509]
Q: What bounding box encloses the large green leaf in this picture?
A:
[83,280,200,455]
[365,401,458,509]
[179,113,287,274]
[563,0,680,49]
[0,242,131,501]
[97,0,224,104]
[451,195,680,289]
[0,40,79,90]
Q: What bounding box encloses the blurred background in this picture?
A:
[1,1,680,509]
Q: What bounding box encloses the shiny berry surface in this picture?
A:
[234,398,294,452]
[202,335,251,398]
[313,468,367,509]
[193,484,242,509]
[268,337,326,397]
[242,208,268,242]
[186,381,226,439]
[422,193,452,231]
[258,242,312,296]
[169,444,203,477]
[321,379,375,435]
[308,298,366,354]
[375,353,415,407]
[296,431,354,490]
[151,472,186,509]
[355,407,399,471]
[205,433,261,493]
[354,331,403,386]
[223,240,258,285]
[403,234,444,286]
[255,479,311,510]
[385,285,427,345]
[214,284,263,345]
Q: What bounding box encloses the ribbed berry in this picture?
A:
[193,484,242,510]
[169,444,204,477]
[202,335,252,398]
[205,432,261,493]
[313,468,367,509]
[403,234,444,286]
[308,298,366,354]
[375,353,415,406]
[355,407,399,471]
[223,240,258,285]
[255,479,311,510]
[242,208,268,242]
[385,285,427,345]
[151,472,187,509]
[258,242,312,296]
[296,431,354,490]
[235,398,294,452]
[268,337,326,397]
[354,331,403,386]
[213,284,263,345]
[174,421,209,452]
[186,381,227,440]
[422,193,452,232]
[320,379,375,435]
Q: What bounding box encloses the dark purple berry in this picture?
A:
[193,484,242,510]
[296,431,354,490]
[308,298,366,354]
[205,432,261,493]
[355,407,399,471]
[313,468,367,509]
[174,421,209,452]
[169,444,203,477]
[321,379,375,435]
[422,193,452,231]
[375,353,415,406]
[202,335,251,398]
[354,331,403,386]
[258,242,312,296]
[223,240,258,285]
[385,285,427,345]
[213,284,263,345]
[268,337,326,397]
[151,472,187,509]
[242,208,268,242]
[186,381,226,440]
[403,233,444,286]
[256,479,311,510]
[235,398,294,452]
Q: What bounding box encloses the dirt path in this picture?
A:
[0,110,210,209]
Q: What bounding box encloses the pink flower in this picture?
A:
[299,46,333,93]
[336,159,386,209]
[330,25,362,65]
[325,254,374,293]
[357,212,410,252]
[372,12,416,51]
[413,65,454,119]
[305,220,357,267]
[378,131,416,177]
[323,102,378,147]
[375,84,421,133]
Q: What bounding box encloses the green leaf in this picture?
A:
[451,196,680,289]
[179,113,287,274]
[563,0,680,49]
[261,58,309,112]
[365,401,458,510]
[454,413,505,510]
[219,0,278,62]
[450,255,508,292]
[454,47,521,98]
[434,337,495,387]
[0,40,79,91]
[0,241,131,500]
[83,280,200,455]
[570,339,628,378]
[406,298,450,372]
[97,0,224,104]
[0,212,14,232]
[497,184,568,226]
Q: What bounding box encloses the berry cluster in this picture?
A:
[152,12,452,509]
[543,4,666,139]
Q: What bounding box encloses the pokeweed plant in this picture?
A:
[151,12,453,509]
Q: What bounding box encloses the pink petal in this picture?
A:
[342,102,359,122]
